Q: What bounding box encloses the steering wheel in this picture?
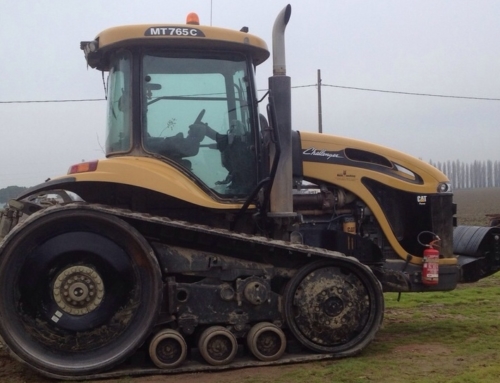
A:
[193,109,219,150]
[194,109,206,124]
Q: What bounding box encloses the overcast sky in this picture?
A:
[0,0,499,189]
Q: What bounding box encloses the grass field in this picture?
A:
[1,188,499,383]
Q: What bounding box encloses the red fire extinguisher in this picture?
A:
[419,232,440,286]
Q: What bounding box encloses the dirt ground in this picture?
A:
[0,340,298,383]
[0,335,463,383]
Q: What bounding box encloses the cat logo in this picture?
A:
[417,195,427,205]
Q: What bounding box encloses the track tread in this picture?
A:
[0,202,384,380]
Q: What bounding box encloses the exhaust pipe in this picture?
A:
[268,5,295,219]
[272,5,292,76]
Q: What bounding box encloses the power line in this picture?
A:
[321,84,500,101]
[1,83,499,104]
[284,83,500,101]
[0,98,105,104]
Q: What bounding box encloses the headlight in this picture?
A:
[437,182,452,193]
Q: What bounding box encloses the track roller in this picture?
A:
[149,329,187,369]
[198,326,238,366]
[247,322,286,361]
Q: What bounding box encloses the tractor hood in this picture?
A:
[298,131,451,194]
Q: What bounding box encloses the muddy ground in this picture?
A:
[0,338,299,383]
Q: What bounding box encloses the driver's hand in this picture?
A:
[188,123,207,142]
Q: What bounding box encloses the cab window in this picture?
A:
[142,53,257,197]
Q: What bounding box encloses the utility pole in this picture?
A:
[317,69,323,133]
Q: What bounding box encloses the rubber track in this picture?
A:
[3,203,383,380]
[51,352,358,380]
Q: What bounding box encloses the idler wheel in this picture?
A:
[284,259,383,354]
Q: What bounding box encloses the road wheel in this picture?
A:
[284,259,383,354]
[149,329,187,369]
[247,322,286,361]
[0,206,162,378]
[198,326,238,366]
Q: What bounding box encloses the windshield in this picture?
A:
[142,52,257,197]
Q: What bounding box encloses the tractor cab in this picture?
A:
[81,15,270,198]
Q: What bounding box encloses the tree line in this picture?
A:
[0,186,28,204]
[429,160,500,189]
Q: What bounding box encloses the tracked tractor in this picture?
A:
[0,5,499,380]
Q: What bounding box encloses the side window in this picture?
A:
[106,51,132,154]
[232,69,250,133]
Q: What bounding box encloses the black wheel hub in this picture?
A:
[322,295,345,317]
[256,331,281,357]
[157,338,182,364]
[207,335,232,361]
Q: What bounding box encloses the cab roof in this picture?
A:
[82,23,270,70]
